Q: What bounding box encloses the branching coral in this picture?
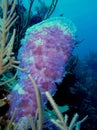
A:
[46,91,88,130]
[0,0,18,76]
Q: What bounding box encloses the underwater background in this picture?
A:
[0,0,97,130]
[22,0,97,58]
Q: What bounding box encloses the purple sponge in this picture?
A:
[9,17,76,122]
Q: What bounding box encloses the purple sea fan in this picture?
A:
[9,17,76,123]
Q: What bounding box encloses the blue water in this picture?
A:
[23,0,97,59]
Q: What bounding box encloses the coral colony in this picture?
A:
[9,17,76,124]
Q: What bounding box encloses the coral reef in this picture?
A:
[0,0,89,130]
